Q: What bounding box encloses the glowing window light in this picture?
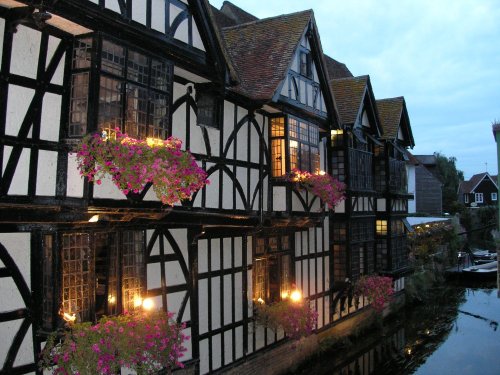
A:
[290,289,302,303]
[62,312,76,323]
[88,214,99,223]
[142,298,155,311]
[133,296,143,308]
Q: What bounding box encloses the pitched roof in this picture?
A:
[325,55,353,79]
[220,10,313,101]
[460,172,498,194]
[210,4,238,28]
[330,75,368,125]
[414,155,437,166]
[405,150,420,166]
[220,1,259,24]
[376,97,404,139]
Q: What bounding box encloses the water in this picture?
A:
[291,283,500,375]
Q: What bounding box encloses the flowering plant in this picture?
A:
[287,169,345,209]
[76,129,208,206]
[255,300,318,340]
[354,275,394,313]
[39,310,188,375]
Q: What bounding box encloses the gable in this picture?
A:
[278,32,327,117]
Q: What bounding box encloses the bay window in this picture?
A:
[68,35,172,140]
[271,116,320,177]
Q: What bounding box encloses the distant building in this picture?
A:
[459,172,498,208]
[413,155,443,215]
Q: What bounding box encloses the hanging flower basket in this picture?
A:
[287,168,346,209]
[39,310,188,375]
[76,129,208,206]
[255,299,318,340]
[354,275,394,313]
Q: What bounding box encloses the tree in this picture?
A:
[434,152,464,214]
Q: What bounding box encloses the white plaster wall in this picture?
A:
[151,0,166,33]
[273,186,286,211]
[11,25,40,79]
[106,0,121,14]
[3,146,30,195]
[377,198,386,212]
[147,262,162,290]
[192,23,205,51]
[36,150,57,196]
[47,36,65,85]
[249,169,259,210]
[198,278,209,334]
[223,101,235,155]
[92,173,125,199]
[66,153,84,197]
[211,276,221,330]
[132,1,147,24]
[249,121,260,164]
[0,18,4,67]
[40,93,61,142]
[210,238,220,271]
[203,163,219,209]
[199,338,209,374]
[0,321,33,371]
[6,85,34,137]
[236,167,247,210]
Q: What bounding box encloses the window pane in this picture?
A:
[281,254,291,300]
[98,76,123,134]
[149,92,168,139]
[271,117,285,137]
[95,233,119,318]
[289,140,298,170]
[61,233,93,322]
[268,256,280,303]
[72,38,92,70]
[151,58,170,92]
[124,83,149,139]
[101,39,125,76]
[300,144,310,171]
[122,231,145,313]
[271,139,286,177]
[253,258,266,303]
[69,72,89,137]
[289,118,298,140]
[127,49,149,85]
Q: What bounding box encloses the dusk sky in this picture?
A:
[209,0,500,179]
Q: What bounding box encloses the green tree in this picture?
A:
[434,152,464,214]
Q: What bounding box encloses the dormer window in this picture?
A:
[299,51,312,78]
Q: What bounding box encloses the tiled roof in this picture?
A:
[405,150,420,166]
[325,55,353,79]
[414,155,437,166]
[220,10,313,101]
[376,97,404,139]
[330,76,368,125]
[460,172,497,193]
[220,1,259,24]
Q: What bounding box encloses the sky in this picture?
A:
[209,0,500,180]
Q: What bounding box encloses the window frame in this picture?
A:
[491,192,497,201]
[475,192,483,203]
[464,194,469,203]
[195,84,223,129]
[252,235,293,305]
[42,229,147,329]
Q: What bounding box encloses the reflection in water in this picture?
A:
[292,284,500,375]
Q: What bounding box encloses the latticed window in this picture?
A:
[42,230,145,328]
[253,235,293,304]
[68,35,172,140]
[271,116,320,177]
[376,220,388,236]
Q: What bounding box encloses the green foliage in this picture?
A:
[434,152,464,214]
[461,206,498,248]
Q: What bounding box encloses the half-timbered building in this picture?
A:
[375,97,415,284]
[328,75,382,304]
[0,1,415,374]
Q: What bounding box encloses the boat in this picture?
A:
[462,260,498,280]
[471,249,497,264]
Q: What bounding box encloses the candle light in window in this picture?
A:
[290,289,302,303]
[142,298,154,311]
[62,312,76,323]
[257,297,265,305]
[281,290,290,300]
[146,137,164,147]
[133,296,143,308]
[108,295,116,305]
[88,214,99,223]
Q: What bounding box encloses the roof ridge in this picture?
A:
[221,9,312,31]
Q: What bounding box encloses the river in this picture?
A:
[290,282,500,375]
